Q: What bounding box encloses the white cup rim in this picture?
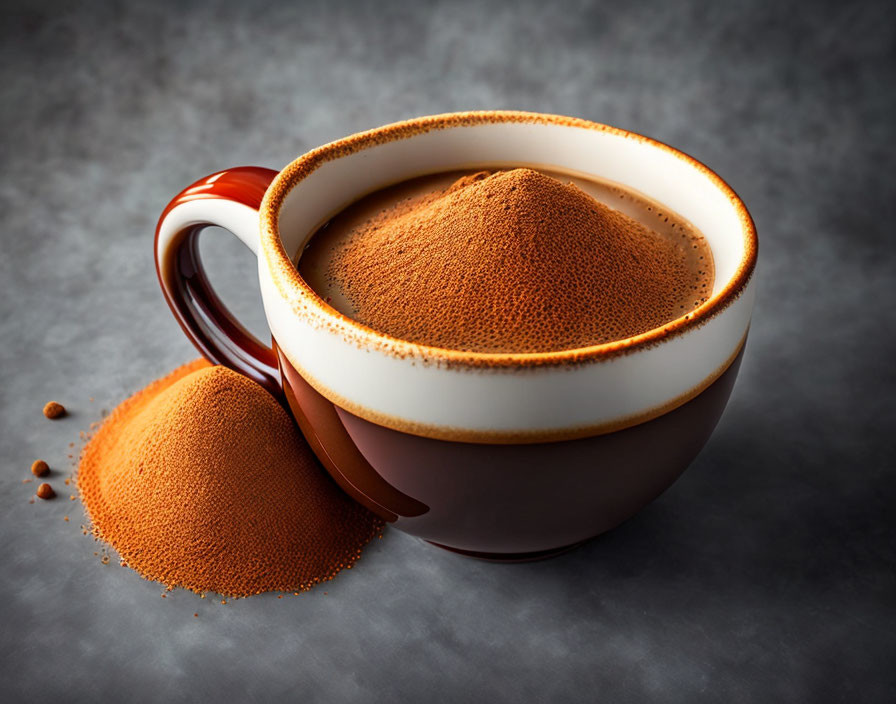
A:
[259,110,757,369]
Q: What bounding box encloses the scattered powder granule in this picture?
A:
[43,401,66,419]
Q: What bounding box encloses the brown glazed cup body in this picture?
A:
[278,344,746,559]
[155,112,757,559]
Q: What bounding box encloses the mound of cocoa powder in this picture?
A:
[328,168,704,353]
[77,360,383,597]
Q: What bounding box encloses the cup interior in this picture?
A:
[274,115,753,306]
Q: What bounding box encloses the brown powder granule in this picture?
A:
[36,483,55,500]
[77,359,383,597]
[43,401,66,419]
[31,460,50,477]
[329,168,703,353]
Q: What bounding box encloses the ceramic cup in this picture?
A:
[155,111,757,560]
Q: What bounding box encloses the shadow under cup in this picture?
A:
[156,112,757,560]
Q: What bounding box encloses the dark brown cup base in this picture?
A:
[277,341,745,556]
[426,538,589,563]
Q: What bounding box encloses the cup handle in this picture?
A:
[154,166,281,396]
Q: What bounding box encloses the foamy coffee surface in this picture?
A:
[299,168,714,354]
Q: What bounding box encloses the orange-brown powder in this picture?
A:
[77,360,383,597]
[328,168,709,353]
[43,401,66,419]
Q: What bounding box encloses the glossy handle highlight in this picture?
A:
[154,167,281,395]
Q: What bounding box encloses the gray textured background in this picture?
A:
[1,0,894,701]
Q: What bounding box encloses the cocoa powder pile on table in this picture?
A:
[328,168,702,353]
[77,360,383,597]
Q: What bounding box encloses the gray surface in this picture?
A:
[1,0,894,701]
